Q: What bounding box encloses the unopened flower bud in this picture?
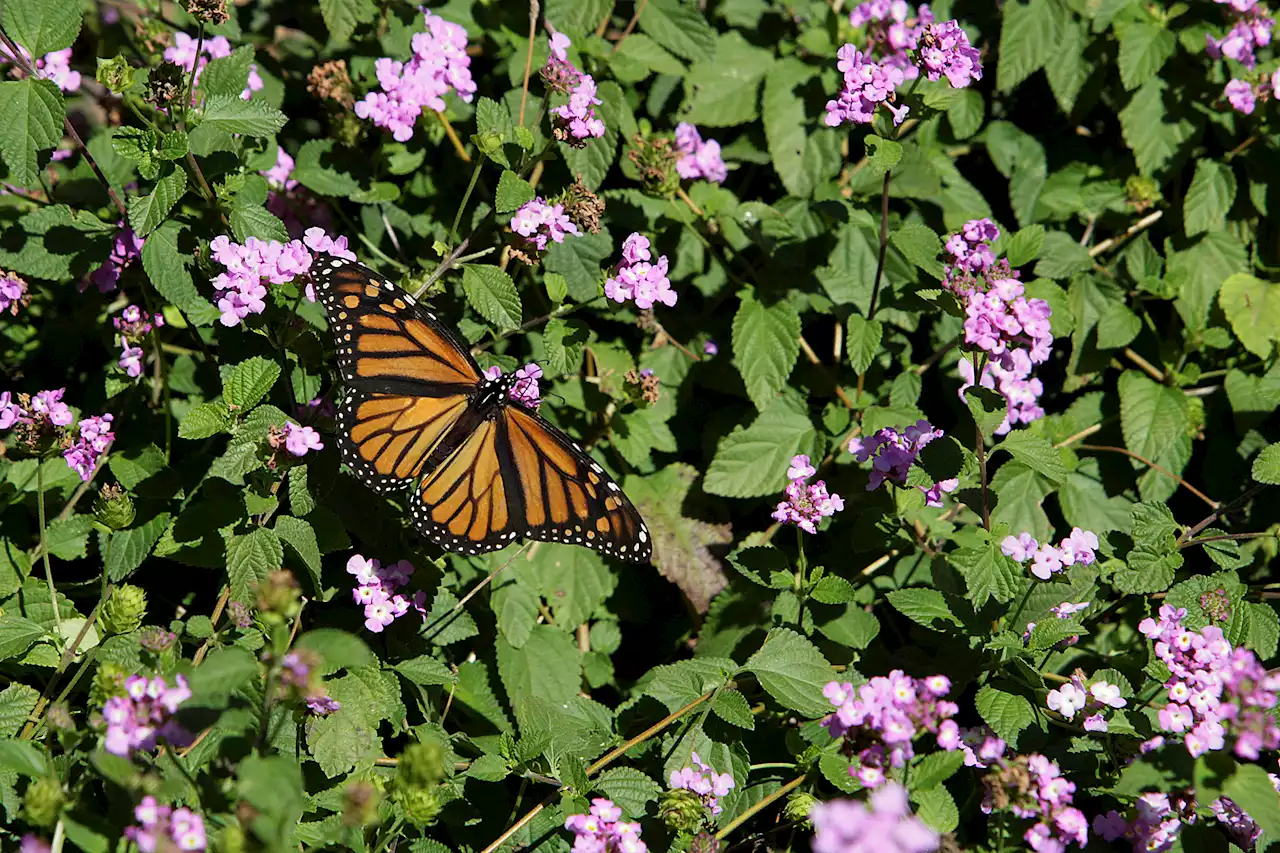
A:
[658,788,705,834]
[393,787,442,828]
[96,55,135,94]
[90,662,129,705]
[93,484,135,530]
[255,571,301,623]
[226,600,254,628]
[395,741,446,791]
[342,779,382,827]
[626,133,680,197]
[783,790,819,827]
[45,703,73,733]
[101,584,147,635]
[474,131,504,157]
[22,777,64,828]
[139,627,177,653]
[1125,175,1161,212]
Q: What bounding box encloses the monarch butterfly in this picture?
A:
[309,253,652,563]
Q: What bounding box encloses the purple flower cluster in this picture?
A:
[64,414,115,480]
[125,796,207,852]
[100,674,192,757]
[542,34,605,146]
[0,43,81,92]
[510,197,581,254]
[957,351,1044,436]
[849,1,932,77]
[564,798,647,853]
[1001,528,1099,580]
[825,44,911,127]
[209,228,354,326]
[771,454,844,535]
[604,234,677,310]
[918,20,983,89]
[0,388,72,431]
[822,672,959,787]
[1046,674,1127,733]
[87,224,144,293]
[20,835,49,853]
[347,554,426,634]
[164,33,263,100]
[262,148,332,238]
[955,726,1006,768]
[810,783,940,853]
[848,420,957,506]
[114,304,165,379]
[278,650,341,716]
[484,362,543,409]
[1208,1,1278,113]
[1093,793,1184,853]
[1139,603,1280,758]
[355,10,476,141]
[982,754,1088,853]
[268,422,325,458]
[668,751,735,816]
[1211,792,1273,851]
[0,271,28,315]
[962,278,1053,368]
[673,123,727,183]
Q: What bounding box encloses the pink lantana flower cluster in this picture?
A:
[484,362,543,409]
[1001,528,1099,580]
[771,454,844,534]
[564,798,647,853]
[810,783,941,853]
[849,1,932,79]
[668,752,735,816]
[87,224,144,293]
[1093,792,1185,853]
[0,270,28,315]
[164,33,263,100]
[510,197,581,254]
[673,123,728,183]
[982,753,1088,853]
[262,148,332,238]
[355,10,476,141]
[1045,673,1127,733]
[604,234,677,310]
[100,674,192,757]
[209,228,354,326]
[955,726,1007,769]
[848,420,957,506]
[268,422,325,460]
[822,672,959,788]
[542,34,605,145]
[64,414,115,480]
[0,388,72,431]
[114,304,165,379]
[125,796,207,853]
[277,650,341,716]
[0,43,81,92]
[1139,603,1280,758]
[347,554,426,634]
[1208,0,1279,113]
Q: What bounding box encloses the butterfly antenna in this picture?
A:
[421,540,534,641]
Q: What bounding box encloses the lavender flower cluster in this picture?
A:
[114,304,165,379]
[0,389,115,480]
[347,554,426,634]
[510,197,581,254]
[668,752,735,816]
[544,34,606,145]
[604,234,677,310]
[982,753,1088,853]
[100,674,192,757]
[1001,528,1099,580]
[125,796,207,853]
[64,414,116,480]
[673,123,727,184]
[1208,0,1279,114]
[848,420,957,506]
[0,43,81,92]
[483,362,543,409]
[0,270,27,314]
[810,783,940,853]
[1093,793,1185,853]
[209,228,354,326]
[1140,603,1280,758]
[269,422,325,458]
[355,11,476,141]
[772,454,845,535]
[277,650,341,716]
[1046,674,1127,733]
[164,32,263,100]
[822,672,959,788]
[564,798,647,853]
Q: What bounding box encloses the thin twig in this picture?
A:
[1123,348,1164,383]
[421,543,532,642]
[1087,210,1164,259]
[1077,444,1218,509]
[798,334,855,409]
[437,111,472,163]
[518,1,540,126]
[1176,483,1268,546]
[676,185,704,217]
[1180,531,1276,550]
[1053,423,1104,449]
[715,775,807,840]
[613,0,648,48]
[914,334,962,376]
[20,586,112,739]
[191,585,231,666]
[414,236,471,300]
[866,171,892,321]
[975,420,991,529]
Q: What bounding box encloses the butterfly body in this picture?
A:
[310,253,652,563]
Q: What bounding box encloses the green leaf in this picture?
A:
[0,617,46,662]
[947,88,985,140]
[865,135,903,178]
[224,357,281,410]
[1118,370,1191,502]
[1184,160,1235,237]
[2,0,82,56]
[1096,302,1142,350]
[912,785,960,834]
[1046,19,1088,113]
[273,516,321,590]
[948,537,1021,608]
[681,32,771,127]
[127,168,187,237]
[997,0,1057,93]
[495,170,535,216]
[496,625,581,726]
[292,139,361,196]
[178,402,232,439]
[491,575,539,648]
[544,271,568,304]
[886,589,962,630]
[229,204,288,244]
[743,627,834,717]
[1223,762,1280,847]
[199,95,288,137]
[1118,23,1175,91]
[291,629,373,676]
[593,768,663,819]
[965,385,1008,440]
[845,315,883,375]
[394,655,456,686]
[891,224,944,280]
[317,0,376,41]
[420,586,479,646]
[141,222,217,322]
[226,528,283,605]
[911,751,966,791]
[197,47,253,101]
[705,396,822,498]
[995,431,1066,484]
[613,34,686,77]
[462,265,522,331]
[1004,225,1045,267]
[975,684,1035,747]
[1033,231,1092,279]
[1253,444,1280,485]
[103,513,170,582]
[545,0,611,33]
[307,668,400,777]
[762,59,830,198]
[542,318,588,377]
[0,684,39,737]
[810,576,857,605]
[1119,77,1196,177]
[0,740,51,777]
[0,79,64,186]
[638,0,716,62]
[543,230,611,302]
[186,646,258,706]
[732,291,800,411]
[711,688,755,729]
[528,545,615,629]
[1220,274,1280,359]
[109,444,166,490]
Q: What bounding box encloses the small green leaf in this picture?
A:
[127,168,187,237]
[732,290,801,412]
[705,396,823,498]
[199,95,288,137]
[975,684,1035,747]
[948,537,1021,608]
[743,627,834,717]
[637,0,716,62]
[846,315,883,375]
[273,516,321,590]
[995,431,1066,484]
[710,688,755,729]
[495,170,535,216]
[394,655,456,686]
[1118,23,1175,91]
[0,616,46,662]
[1252,443,1280,485]
[891,224,944,280]
[224,357,282,410]
[1184,160,1236,237]
[886,589,962,629]
[462,265,522,331]
[226,528,283,604]
[317,0,377,41]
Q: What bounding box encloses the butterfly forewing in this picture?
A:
[312,254,652,564]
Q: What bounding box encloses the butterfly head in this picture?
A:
[474,370,520,416]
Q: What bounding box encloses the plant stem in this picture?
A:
[974,423,991,530]
[37,464,60,633]
[436,110,472,163]
[518,0,540,126]
[866,170,892,322]
[1176,483,1267,546]
[181,24,205,127]
[1008,582,1034,630]
[1076,444,1217,509]
[715,774,806,840]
